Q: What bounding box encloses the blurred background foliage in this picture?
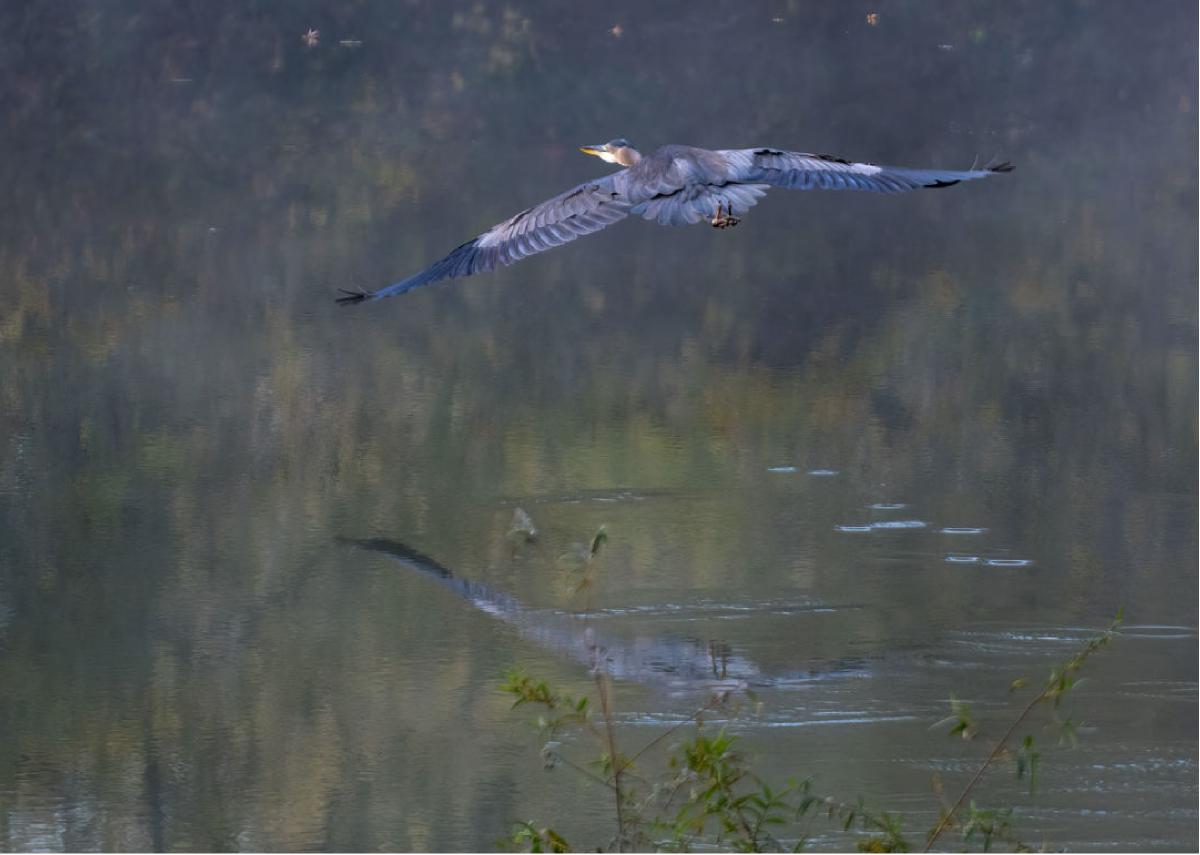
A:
[0,0,1195,850]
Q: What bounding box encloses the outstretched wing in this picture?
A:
[720,148,1013,194]
[339,174,632,303]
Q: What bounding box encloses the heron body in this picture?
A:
[337,139,1011,304]
[340,536,866,688]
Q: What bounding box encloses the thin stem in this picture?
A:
[924,689,1046,852]
[656,774,689,814]
[595,670,626,852]
[619,696,721,774]
[925,615,1121,852]
[557,752,619,792]
[733,785,758,844]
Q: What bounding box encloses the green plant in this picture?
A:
[503,609,1123,853]
[500,661,918,852]
[663,729,796,852]
[507,821,570,853]
[924,610,1123,851]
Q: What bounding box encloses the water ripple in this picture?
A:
[756,714,919,728]
[836,520,927,532]
[985,558,1033,568]
[560,600,861,620]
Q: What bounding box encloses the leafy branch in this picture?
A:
[924,611,1123,851]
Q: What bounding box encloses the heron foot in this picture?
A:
[710,202,740,229]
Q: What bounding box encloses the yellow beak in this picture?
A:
[578,145,605,157]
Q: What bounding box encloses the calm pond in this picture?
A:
[0,2,1196,851]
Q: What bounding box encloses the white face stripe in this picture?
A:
[597,150,619,164]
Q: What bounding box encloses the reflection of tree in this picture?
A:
[0,0,1195,850]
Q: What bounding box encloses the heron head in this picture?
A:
[579,138,641,167]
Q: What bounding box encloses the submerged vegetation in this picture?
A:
[502,613,1124,852]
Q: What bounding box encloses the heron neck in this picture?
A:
[615,148,642,167]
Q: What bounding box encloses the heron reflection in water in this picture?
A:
[337,139,1011,304]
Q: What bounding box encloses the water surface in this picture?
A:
[0,2,1196,851]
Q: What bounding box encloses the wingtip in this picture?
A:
[988,161,1015,174]
[335,287,373,306]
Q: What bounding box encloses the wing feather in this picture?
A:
[339,174,631,303]
[723,148,1012,194]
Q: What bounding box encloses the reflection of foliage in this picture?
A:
[507,506,540,546]
[556,524,607,597]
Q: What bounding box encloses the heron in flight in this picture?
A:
[336,139,1011,304]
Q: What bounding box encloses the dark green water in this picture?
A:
[0,2,1196,851]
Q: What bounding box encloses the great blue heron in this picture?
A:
[336,139,1011,304]
[338,535,865,687]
